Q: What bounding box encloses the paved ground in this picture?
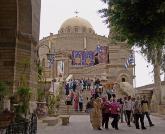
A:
[38,115,165,134]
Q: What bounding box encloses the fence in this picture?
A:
[5,113,37,134]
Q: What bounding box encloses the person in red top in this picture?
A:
[101,97,110,129]
[74,93,79,111]
[109,95,120,130]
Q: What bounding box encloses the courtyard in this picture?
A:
[38,115,165,134]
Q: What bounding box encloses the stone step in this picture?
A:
[42,116,60,126]
[58,90,92,115]
[59,112,88,115]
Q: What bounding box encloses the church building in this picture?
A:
[39,16,135,85]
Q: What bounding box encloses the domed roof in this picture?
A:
[59,16,94,31]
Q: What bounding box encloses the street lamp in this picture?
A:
[37,42,56,94]
[47,53,55,69]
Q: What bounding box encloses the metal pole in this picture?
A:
[133,51,136,88]
[53,60,55,94]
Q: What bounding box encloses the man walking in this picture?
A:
[133,96,146,130]
[141,95,154,127]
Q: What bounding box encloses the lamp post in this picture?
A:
[47,52,55,94]
[37,42,56,94]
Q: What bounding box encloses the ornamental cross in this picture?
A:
[74,10,79,16]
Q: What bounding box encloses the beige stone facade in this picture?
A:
[39,16,134,84]
[135,81,165,114]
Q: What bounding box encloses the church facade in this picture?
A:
[39,16,135,85]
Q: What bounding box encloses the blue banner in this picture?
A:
[72,51,94,66]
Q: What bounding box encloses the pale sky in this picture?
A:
[40,0,163,87]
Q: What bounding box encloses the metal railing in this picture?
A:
[5,113,37,134]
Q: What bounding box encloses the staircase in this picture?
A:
[58,89,92,115]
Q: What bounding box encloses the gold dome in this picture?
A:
[59,16,95,34]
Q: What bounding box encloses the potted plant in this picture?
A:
[0,81,9,112]
[37,88,46,102]
[47,95,57,115]
[15,86,31,120]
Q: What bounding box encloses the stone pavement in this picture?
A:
[37,115,165,134]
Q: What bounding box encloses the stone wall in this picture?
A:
[0,0,41,97]
[0,0,17,91]
[136,81,165,114]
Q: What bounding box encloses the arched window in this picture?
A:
[60,28,64,33]
[74,26,78,33]
[67,26,71,33]
[122,77,126,82]
[120,74,128,82]
[42,58,45,67]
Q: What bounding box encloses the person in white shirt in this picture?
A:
[123,96,133,127]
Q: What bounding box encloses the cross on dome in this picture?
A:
[74,10,79,17]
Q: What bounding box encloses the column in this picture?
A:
[84,37,87,50]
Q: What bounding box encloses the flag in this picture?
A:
[128,54,135,64]
[96,45,102,53]
[47,53,55,68]
[124,53,135,69]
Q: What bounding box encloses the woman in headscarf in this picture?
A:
[91,97,102,130]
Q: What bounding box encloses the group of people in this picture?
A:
[64,78,154,131]
[86,94,154,130]
[64,78,104,113]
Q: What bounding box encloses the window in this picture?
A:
[42,58,45,67]
[82,27,86,32]
[122,77,126,82]
[89,28,92,33]
[67,27,71,33]
[74,26,78,33]
[60,28,64,33]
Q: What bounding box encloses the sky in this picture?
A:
[40,0,163,87]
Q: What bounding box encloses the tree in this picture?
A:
[99,0,165,108]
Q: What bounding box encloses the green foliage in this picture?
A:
[16,87,32,117]
[47,95,57,114]
[56,94,60,102]
[0,81,9,97]
[37,88,45,101]
[100,0,165,84]
[37,63,43,81]
[99,0,165,48]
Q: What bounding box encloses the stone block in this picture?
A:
[60,115,70,125]
[42,117,59,126]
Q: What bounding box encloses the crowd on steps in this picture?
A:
[64,78,154,131]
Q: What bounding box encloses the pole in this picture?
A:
[52,60,55,94]
[133,51,136,88]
